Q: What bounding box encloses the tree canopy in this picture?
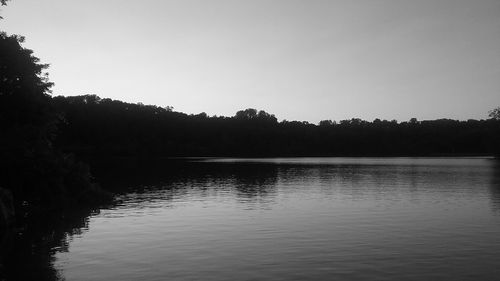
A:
[49,94,500,159]
[489,107,500,120]
[0,32,55,157]
[0,32,109,216]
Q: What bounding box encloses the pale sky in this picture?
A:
[2,0,500,123]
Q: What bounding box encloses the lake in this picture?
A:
[3,157,500,280]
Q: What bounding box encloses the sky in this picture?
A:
[1,0,500,123]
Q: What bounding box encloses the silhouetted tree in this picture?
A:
[257,110,278,123]
[0,32,57,178]
[319,120,333,127]
[235,108,258,120]
[489,107,500,120]
[0,33,109,220]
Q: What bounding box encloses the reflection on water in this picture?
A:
[488,160,500,212]
[2,158,500,281]
[0,208,96,281]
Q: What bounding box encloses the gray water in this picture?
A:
[49,158,500,280]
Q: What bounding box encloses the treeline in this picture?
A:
[53,95,500,159]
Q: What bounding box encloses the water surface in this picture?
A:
[5,158,500,280]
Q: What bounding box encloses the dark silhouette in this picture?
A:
[0,32,110,230]
[0,205,102,281]
[51,94,500,160]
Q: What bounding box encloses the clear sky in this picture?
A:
[2,0,500,123]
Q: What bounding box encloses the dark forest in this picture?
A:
[53,94,500,159]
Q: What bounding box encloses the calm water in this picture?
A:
[4,158,500,280]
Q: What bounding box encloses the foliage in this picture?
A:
[489,107,500,120]
[52,94,500,158]
[0,33,109,217]
[0,32,56,146]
